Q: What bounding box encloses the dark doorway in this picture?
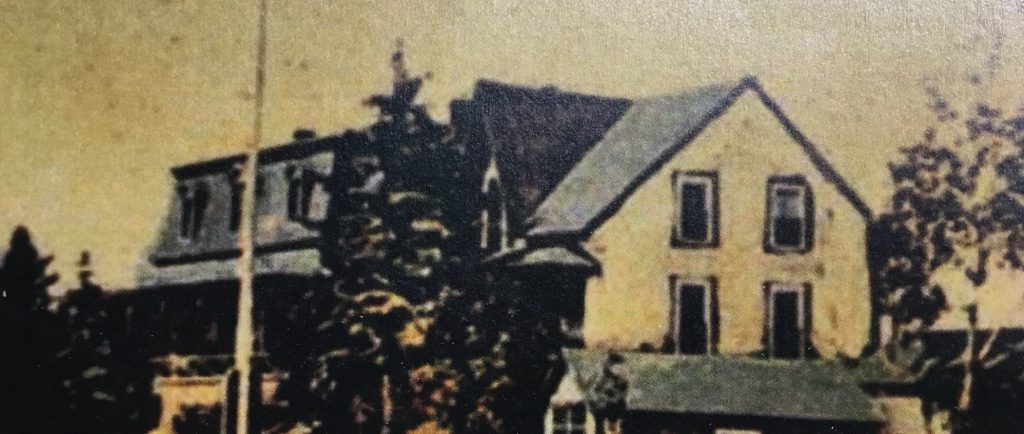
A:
[771,291,800,359]
[677,284,709,355]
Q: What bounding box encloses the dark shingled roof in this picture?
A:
[458,80,632,238]
[564,349,883,423]
[528,77,871,238]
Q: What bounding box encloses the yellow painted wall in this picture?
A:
[581,91,871,359]
[151,374,282,434]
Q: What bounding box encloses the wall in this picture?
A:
[581,91,871,358]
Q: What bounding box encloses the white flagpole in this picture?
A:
[232,0,268,432]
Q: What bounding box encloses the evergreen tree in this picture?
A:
[274,45,465,434]
[53,251,160,434]
[0,226,61,433]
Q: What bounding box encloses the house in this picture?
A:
[482,77,916,434]
[122,76,934,433]
[129,130,366,432]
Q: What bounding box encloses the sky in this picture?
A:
[1,0,1023,289]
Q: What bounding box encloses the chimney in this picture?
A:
[293,129,316,140]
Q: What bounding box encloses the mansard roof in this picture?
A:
[137,132,359,287]
[563,349,883,423]
[454,80,632,238]
[528,77,872,238]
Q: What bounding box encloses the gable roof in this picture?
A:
[527,77,872,238]
[564,349,882,423]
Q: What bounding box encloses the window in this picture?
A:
[765,176,813,253]
[481,179,505,252]
[177,183,208,240]
[229,172,244,232]
[670,276,719,355]
[764,283,814,359]
[552,404,586,434]
[673,171,718,247]
[287,167,315,221]
[178,185,193,239]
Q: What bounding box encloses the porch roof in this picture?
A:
[563,349,883,423]
[480,245,599,272]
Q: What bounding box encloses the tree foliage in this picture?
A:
[53,251,160,434]
[0,226,63,433]
[274,47,569,434]
[872,82,1024,432]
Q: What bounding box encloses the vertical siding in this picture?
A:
[581,92,871,359]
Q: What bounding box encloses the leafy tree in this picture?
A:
[53,251,160,434]
[873,82,1024,432]
[0,226,62,433]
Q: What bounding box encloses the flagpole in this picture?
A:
[232,0,268,432]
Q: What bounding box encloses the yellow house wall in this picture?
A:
[151,374,282,434]
[581,91,871,359]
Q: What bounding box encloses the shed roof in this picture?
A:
[564,349,883,423]
[528,77,871,238]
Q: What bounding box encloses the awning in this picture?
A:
[563,349,883,423]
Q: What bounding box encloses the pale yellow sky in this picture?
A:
[1,0,1023,289]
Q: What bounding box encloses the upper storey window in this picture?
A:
[287,166,315,221]
[672,171,719,247]
[229,170,244,232]
[177,183,209,241]
[481,179,505,252]
[765,176,813,253]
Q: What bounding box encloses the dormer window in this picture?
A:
[229,170,244,232]
[672,171,718,247]
[177,183,208,241]
[765,176,813,253]
[287,167,314,221]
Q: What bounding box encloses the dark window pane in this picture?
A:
[681,183,709,241]
[288,179,299,219]
[569,405,586,424]
[180,195,193,238]
[191,188,208,238]
[771,187,804,248]
[677,284,708,354]
[773,217,802,247]
[485,180,502,251]
[772,291,800,359]
[229,182,243,232]
[553,408,568,424]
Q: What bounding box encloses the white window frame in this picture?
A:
[767,181,809,252]
[766,282,809,359]
[670,276,715,355]
[673,172,717,246]
[551,404,587,434]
